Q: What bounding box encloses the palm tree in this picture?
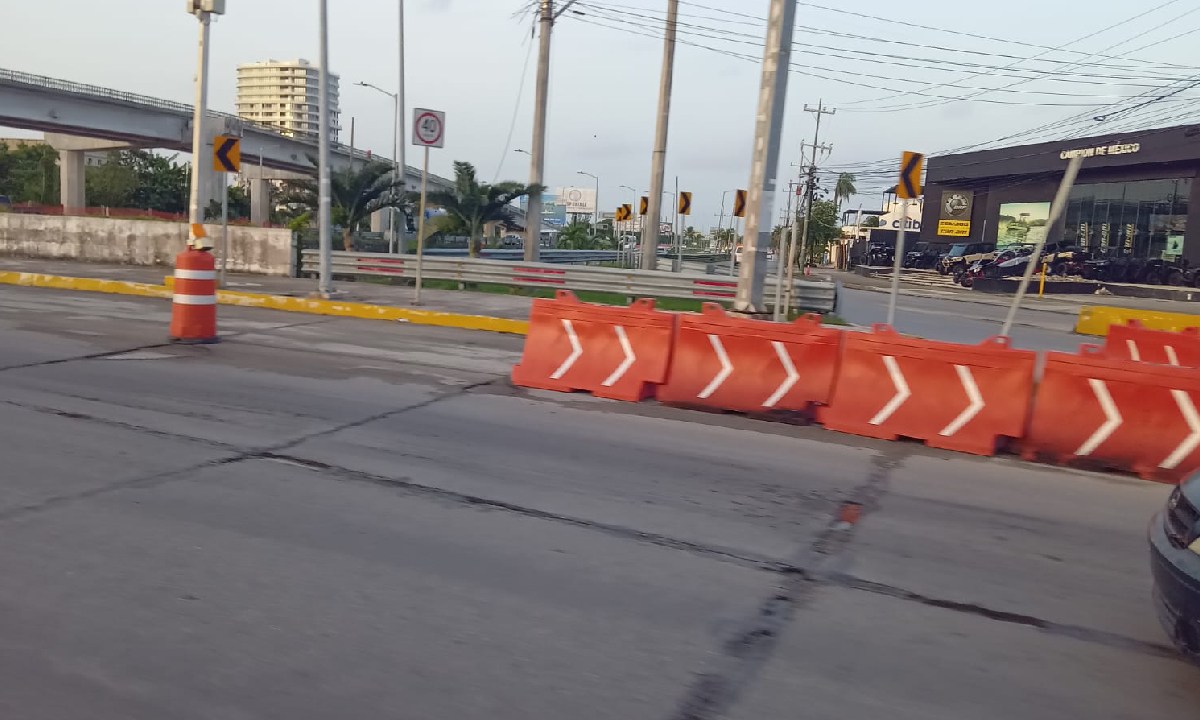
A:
[425,161,542,257]
[280,159,411,251]
[834,172,857,213]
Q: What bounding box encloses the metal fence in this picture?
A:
[299,250,838,313]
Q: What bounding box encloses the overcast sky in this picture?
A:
[4,0,1199,228]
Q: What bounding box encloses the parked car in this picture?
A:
[939,242,996,276]
[1150,475,1200,664]
[866,242,894,267]
[903,242,942,270]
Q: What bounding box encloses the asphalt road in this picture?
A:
[1,285,1198,719]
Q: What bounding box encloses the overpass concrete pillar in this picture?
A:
[59,149,86,212]
[250,179,271,226]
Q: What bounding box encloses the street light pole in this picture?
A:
[186,3,217,250]
[577,170,599,229]
[356,81,401,253]
[317,0,333,295]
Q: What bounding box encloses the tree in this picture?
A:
[862,215,881,228]
[834,172,857,213]
[280,159,410,251]
[0,143,60,205]
[86,154,138,208]
[801,199,841,265]
[425,161,542,257]
[557,220,615,250]
[123,150,189,214]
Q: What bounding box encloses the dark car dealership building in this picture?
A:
[919,123,1200,265]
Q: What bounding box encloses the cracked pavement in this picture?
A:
[1,284,1199,719]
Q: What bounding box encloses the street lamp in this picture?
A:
[355,81,403,253]
[576,170,599,227]
[185,0,224,250]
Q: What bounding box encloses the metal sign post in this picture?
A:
[887,151,924,327]
[211,135,240,287]
[411,108,446,306]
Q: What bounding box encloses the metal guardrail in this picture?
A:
[299,250,837,313]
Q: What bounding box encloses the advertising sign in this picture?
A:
[556,187,597,215]
[936,190,973,237]
[997,202,1051,248]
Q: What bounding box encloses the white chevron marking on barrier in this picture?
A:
[870,355,911,426]
[1126,339,1141,362]
[1075,379,1122,456]
[939,365,985,437]
[698,335,733,399]
[763,341,799,408]
[1162,390,1200,469]
[550,319,582,379]
[1166,345,1180,366]
[601,326,635,387]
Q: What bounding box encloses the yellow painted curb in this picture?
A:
[1077,304,1200,337]
[0,271,172,300]
[164,276,529,335]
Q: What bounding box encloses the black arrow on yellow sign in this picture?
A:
[677,191,692,216]
[639,196,648,216]
[732,189,747,218]
[897,151,924,199]
[213,135,241,173]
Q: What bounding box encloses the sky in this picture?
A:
[3,0,1200,229]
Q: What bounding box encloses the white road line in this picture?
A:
[549,319,582,380]
[1162,389,1200,469]
[763,341,799,408]
[1075,379,1122,456]
[939,364,984,436]
[869,355,911,426]
[698,334,733,399]
[601,325,635,387]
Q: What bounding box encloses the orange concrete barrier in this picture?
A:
[511,290,676,401]
[819,325,1036,455]
[656,304,842,416]
[1102,320,1200,368]
[169,248,218,344]
[1022,347,1200,483]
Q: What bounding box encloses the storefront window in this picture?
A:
[1062,178,1190,260]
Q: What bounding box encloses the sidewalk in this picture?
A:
[826,268,1199,316]
[0,257,536,321]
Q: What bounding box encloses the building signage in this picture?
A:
[937,190,973,237]
[1059,143,1140,160]
[557,187,596,215]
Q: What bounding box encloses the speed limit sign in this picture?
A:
[412,108,445,148]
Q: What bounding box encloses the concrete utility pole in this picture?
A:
[641,0,680,270]
[317,0,334,295]
[735,0,797,313]
[526,1,553,261]
[397,0,407,253]
[186,2,217,250]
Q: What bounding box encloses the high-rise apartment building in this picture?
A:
[235,59,340,141]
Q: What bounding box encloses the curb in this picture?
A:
[0,271,528,335]
[0,271,173,300]
[1076,304,1200,337]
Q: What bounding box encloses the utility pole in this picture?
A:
[794,101,835,272]
[641,0,680,270]
[317,0,333,295]
[396,0,407,254]
[786,139,833,316]
[735,0,797,313]
[186,1,218,251]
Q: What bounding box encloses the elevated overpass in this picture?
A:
[0,68,474,227]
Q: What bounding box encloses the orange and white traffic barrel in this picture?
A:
[169,247,219,344]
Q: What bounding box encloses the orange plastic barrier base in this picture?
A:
[1102,320,1200,368]
[511,291,676,401]
[656,304,842,417]
[818,325,1036,456]
[169,248,218,344]
[1022,347,1200,483]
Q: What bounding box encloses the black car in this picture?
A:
[1150,475,1200,662]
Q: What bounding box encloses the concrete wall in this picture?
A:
[0,213,294,275]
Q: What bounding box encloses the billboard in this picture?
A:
[937,190,973,237]
[997,202,1050,248]
[557,186,597,215]
[521,193,568,228]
